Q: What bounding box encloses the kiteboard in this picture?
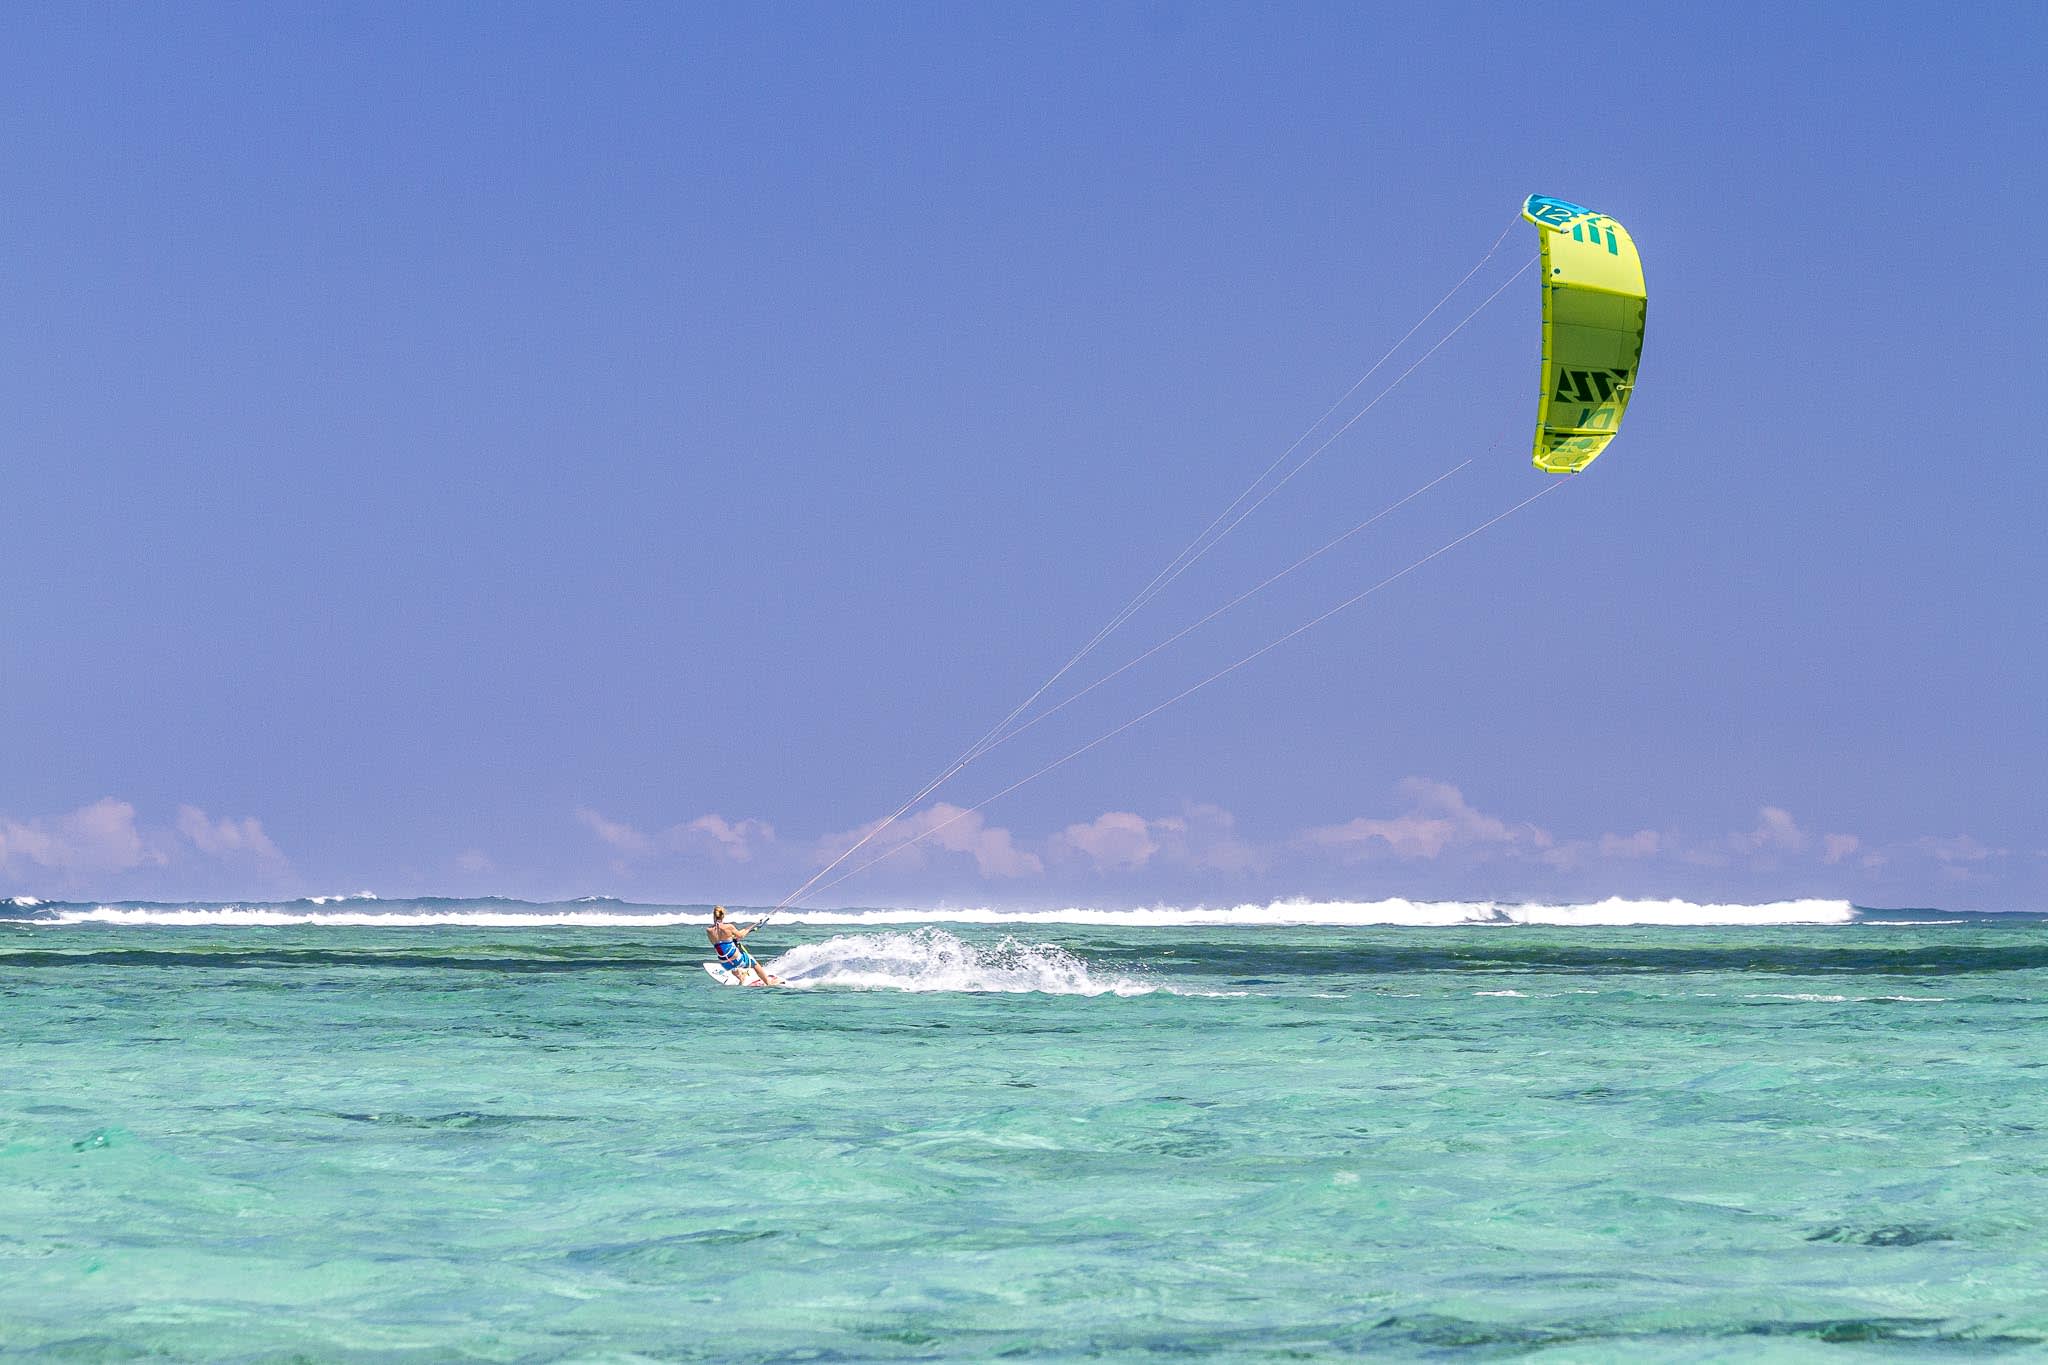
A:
[704,962,782,987]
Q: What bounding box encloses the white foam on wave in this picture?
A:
[766,928,1169,996]
[773,896,1860,928]
[774,900,1468,927]
[1501,897,1856,927]
[24,896,1858,930]
[38,905,708,928]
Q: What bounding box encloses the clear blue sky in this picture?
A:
[4,2,2042,908]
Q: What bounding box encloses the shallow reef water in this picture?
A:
[2,901,2043,1358]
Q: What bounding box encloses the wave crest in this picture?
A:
[9,896,1859,929]
[768,897,1858,928]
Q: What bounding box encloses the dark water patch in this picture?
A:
[767,1021,959,1036]
[967,1023,1081,1035]
[851,1325,945,1349]
[570,1228,782,1258]
[1738,1315,2004,1345]
[1357,1311,2033,1354]
[1360,1312,1582,1353]
[1107,1131,1228,1158]
[1542,1083,1639,1103]
[567,1228,782,1275]
[1122,941,2048,979]
[1807,1223,1956,1247]
[323,1110,578,1131]
[9,1334,178,1361]
[764,1018,1086,1039]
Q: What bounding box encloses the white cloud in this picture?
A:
[455,849,497,875]
[1821,833,1861,865]
[1533,826,1664,872]
[1713,808,1865,870]
[573,791,2009,898]
[1294,790,1886,880]
[1052,811,1162,870]
[0,798,291,891]
[0,798,158,876]
[1049,804,1262,875]
[1733,806,1809,855]
[175,806,286,863]
[821,803,1040,879]
[576,808,775,864]
[1599,829,1663,858]
[1300,780,1550,862]
[577,807,652,856]
[1914,834,2001,864]
[1170,803,1263,873]
[683,814,776,864]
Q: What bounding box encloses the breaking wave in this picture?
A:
[1,895,1882,929]
[21,905,674,929]
[769,897,1862,928]
[16,892,2031,933]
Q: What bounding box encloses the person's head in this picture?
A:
[712,906,725,922]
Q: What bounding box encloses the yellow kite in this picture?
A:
[1521,195,1647,473]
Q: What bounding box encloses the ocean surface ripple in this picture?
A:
[2,897,2042,1357]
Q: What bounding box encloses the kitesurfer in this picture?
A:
[707,906,780,986]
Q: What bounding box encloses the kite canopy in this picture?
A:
[1522,195,1647,473]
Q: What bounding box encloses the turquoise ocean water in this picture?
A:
[3,896,2044,1360]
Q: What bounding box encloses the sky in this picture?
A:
[3,2,2043,909]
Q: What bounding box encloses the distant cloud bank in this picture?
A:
[0,798,289,894]
[0,782,2016,904]
[563,778,2014,905]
